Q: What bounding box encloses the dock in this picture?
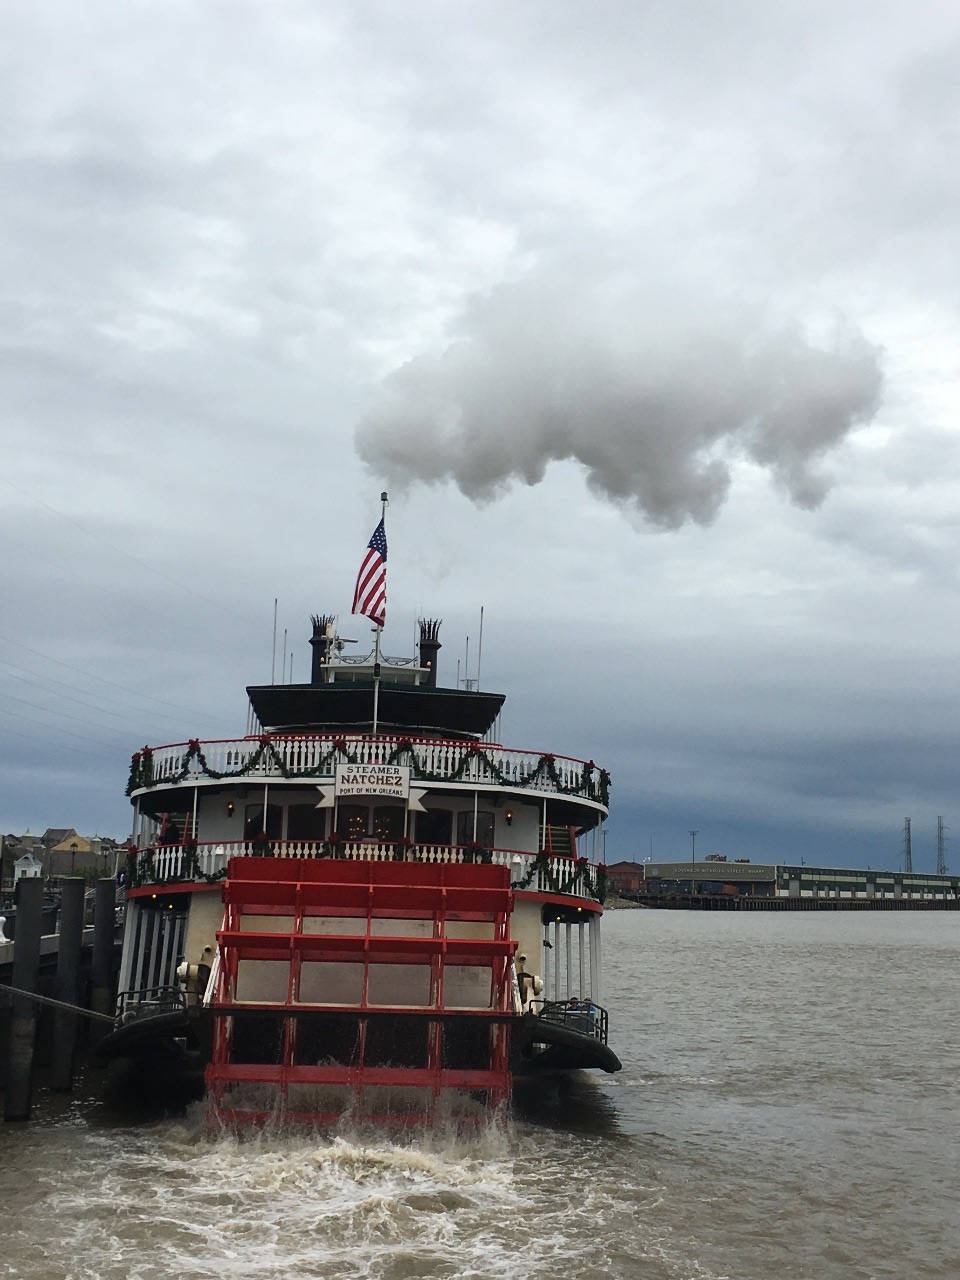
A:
[607,860,960,909]
[634,892,960,911]
[0,878,123,1120]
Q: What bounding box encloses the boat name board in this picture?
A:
[334,762,411,799]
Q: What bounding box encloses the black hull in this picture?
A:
[95,1006,621,1080]
[96,1009,205,1063]
[510,1010,622,1074]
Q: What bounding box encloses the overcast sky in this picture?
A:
[2,1,959,871]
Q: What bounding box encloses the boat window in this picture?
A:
[337,804,368,840]
[286,803,328,841]
[371,805,405,842]
[456,811,495,847]
[415,809,453,845]
[244,804,282,840]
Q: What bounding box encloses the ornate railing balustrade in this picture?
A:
[122,840,607,902]
[535,999,611,1045]
[126,735,610,808]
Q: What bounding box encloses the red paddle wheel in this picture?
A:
[206,857,515,1125]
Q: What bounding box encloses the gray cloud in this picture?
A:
[357,275,883,528]
[0,1,957,866]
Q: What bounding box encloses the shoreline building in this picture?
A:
[607,858,960,905]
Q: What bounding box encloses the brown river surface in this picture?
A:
[0,909,957,1279]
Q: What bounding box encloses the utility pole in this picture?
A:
[937,816,948,876]
[903,817,912,874]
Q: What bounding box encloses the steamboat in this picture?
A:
[102,528,619,1123]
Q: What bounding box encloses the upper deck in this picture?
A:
[127,732,611,818]
[248,617,505,739]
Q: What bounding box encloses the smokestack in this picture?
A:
[418,618,441,688]
[310,615,336,683]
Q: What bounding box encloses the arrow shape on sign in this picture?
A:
[407,788,428,813]
[315,785,335,809]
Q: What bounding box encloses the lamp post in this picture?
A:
[69,841,78,877]
[690,830,698,862]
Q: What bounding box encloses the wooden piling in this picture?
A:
[51,878,85,1091]
[4,877,43,1121]
[88,879,116,1047]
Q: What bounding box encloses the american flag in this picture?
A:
[352,517,387,627]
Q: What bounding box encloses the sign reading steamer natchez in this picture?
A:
[334,762,410,799]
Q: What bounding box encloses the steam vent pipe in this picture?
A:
[309,614,336,683]
[418,618,441,688]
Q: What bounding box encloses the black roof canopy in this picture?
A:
[247,681,505,738]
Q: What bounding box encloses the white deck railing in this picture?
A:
[125,840,605,903]
[130,734,610,808]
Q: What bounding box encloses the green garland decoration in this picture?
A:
[123,841,605,897]
[125,735,364,796]
[127,736,611,806]
[511,853,607,902]
[125,841,229,890]
[444,840,493,865]
[595,864,608,903]
[126,746,155,794]
[251,832,273,857]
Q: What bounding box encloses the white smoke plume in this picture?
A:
[355,275,884,529]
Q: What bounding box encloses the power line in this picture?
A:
[0,526,253,658]
[0,718,122,766]
[0,475,261,626]
[0,691,134,746]
[0,656,228,735]
[0,674,185,736]
[0,632,239,731]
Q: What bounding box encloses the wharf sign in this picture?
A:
[315,765,427,810]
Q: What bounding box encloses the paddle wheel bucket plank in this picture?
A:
[207,857,515,1123]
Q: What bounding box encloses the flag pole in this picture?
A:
[372,622,381,734]
[371,490,388,734]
